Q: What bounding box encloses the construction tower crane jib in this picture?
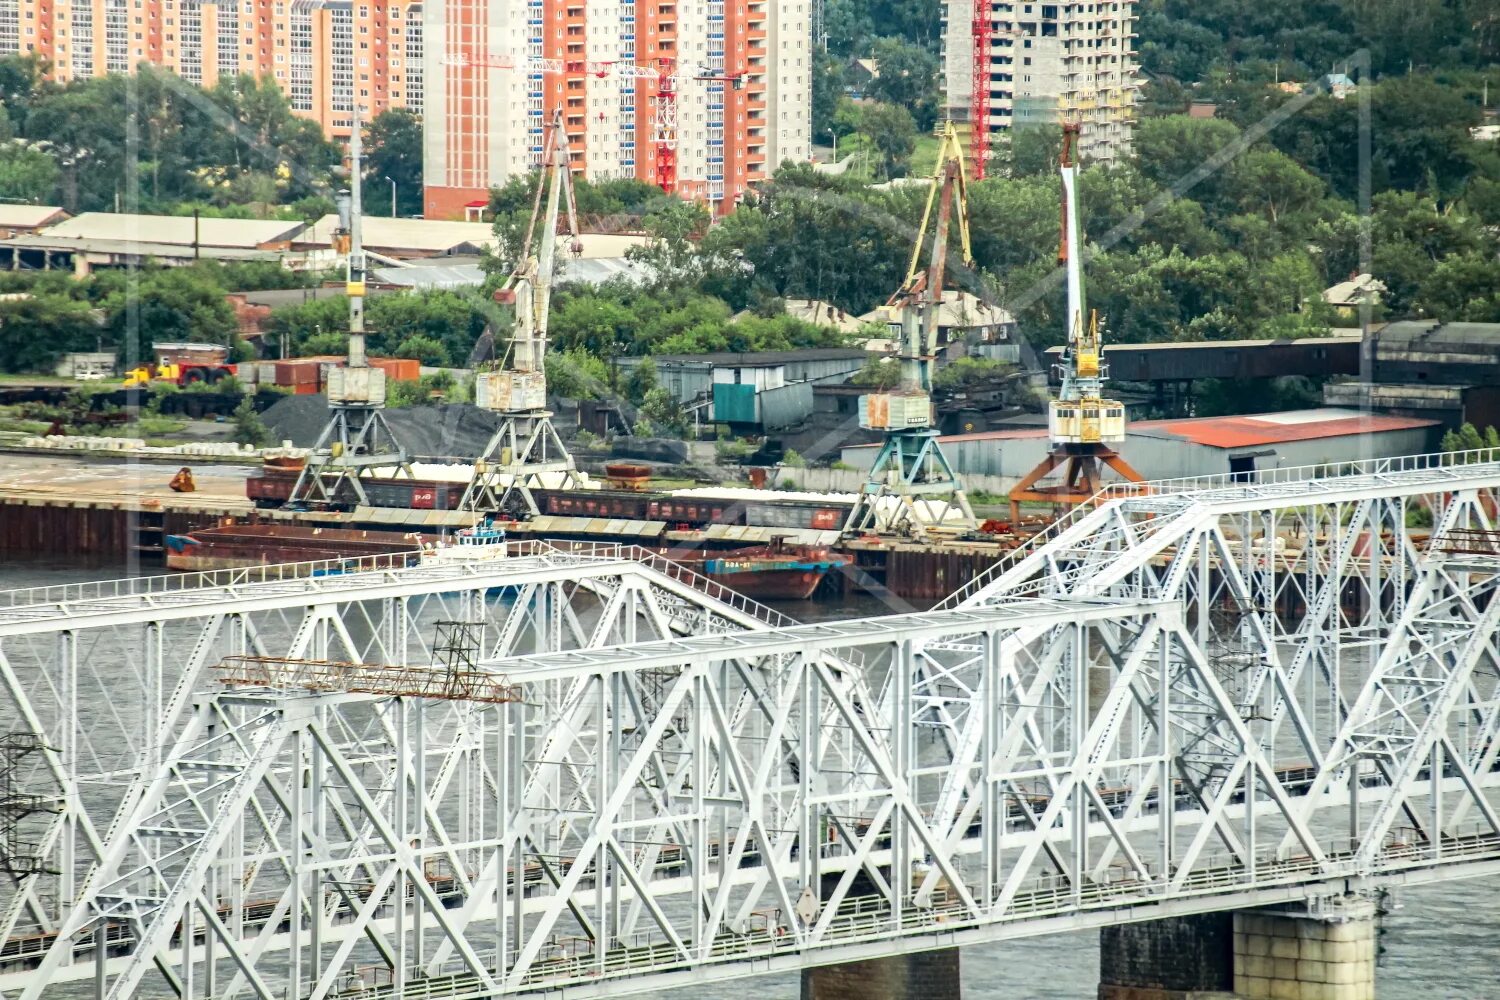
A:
[464,111,589,516]
[445,48,742,199]
[844,122,976,538]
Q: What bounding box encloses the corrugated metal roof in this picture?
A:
[0,205,67,229]
[304,215,651,258]
[1376,320,1500,348]
[40,212,304,248]
[649,348,870,367]
[696,524,841,545]
[1042,336,1362,356]
[845,407,1437,451]
[1140,410,1437,449]
[0,234,285,261]
[517,516,666,537]
[351,507,478,527]
[371,256,651,290]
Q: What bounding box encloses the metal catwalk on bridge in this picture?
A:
[4,451,1500,998]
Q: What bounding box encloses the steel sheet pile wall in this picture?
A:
[0,500,220,558]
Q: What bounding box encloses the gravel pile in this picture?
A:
[261,395,508,460]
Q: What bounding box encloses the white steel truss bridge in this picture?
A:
[4,452,1500,998]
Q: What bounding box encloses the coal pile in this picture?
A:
[261,395,509,461]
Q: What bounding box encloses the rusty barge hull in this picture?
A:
[164,525,428,572]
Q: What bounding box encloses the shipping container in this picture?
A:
[275,359,324,387]
[371,357,421,382]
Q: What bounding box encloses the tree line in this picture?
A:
[0,56,423,218]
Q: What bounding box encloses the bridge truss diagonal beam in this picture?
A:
[4,457,1500,998]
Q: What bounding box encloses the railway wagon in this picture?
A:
[247,471,466,510]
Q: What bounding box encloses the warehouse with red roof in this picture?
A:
[840,408,1440,485]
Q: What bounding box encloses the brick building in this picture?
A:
[419,0,812,219]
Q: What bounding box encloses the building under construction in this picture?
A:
[943,0,1139,173]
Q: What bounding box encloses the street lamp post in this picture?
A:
[829,129,837,164]
[384,177,397,218]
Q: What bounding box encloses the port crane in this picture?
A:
[290,103,414,508]
[844,121,977,538]
[1006,121,1144,522]
[444,48,743,197]
[461,111,589,516]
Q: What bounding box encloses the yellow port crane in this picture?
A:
[1007,121,1144,522]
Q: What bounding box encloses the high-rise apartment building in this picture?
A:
[943,0,1138,165]
[0,0,423,139]
[420,0,811,219]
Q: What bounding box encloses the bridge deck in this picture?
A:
[0,541,791,635]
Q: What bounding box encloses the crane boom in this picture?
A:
[845,121,976,537]
[503,113,581,377]
[463,111,589,516]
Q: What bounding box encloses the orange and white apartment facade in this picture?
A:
[0,0,809,215]
[0,0,423,139]
[419,0,811,219]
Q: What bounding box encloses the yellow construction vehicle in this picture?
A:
[122,343,236,387]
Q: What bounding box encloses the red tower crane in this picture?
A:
[653,61,678,195]
[446,49,741,198]
[970,0,991,181]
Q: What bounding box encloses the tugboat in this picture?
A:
[422,523,511,563]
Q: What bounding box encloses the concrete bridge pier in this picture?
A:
[1230,896,1377,1000]
[801,948,961,1000]
[1098,896,1376,1000]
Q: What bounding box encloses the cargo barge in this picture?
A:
[164,524,428,571]
[678,539,849,601]
[163,521,849,601]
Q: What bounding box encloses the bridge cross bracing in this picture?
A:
[0,453,1498,998]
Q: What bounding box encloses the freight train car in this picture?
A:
[247,469,466,511]
[249,471,856,528]
[530,489,853,530]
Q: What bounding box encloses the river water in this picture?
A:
[2,556,1495,999]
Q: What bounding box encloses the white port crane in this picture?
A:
[461,110,589,515]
